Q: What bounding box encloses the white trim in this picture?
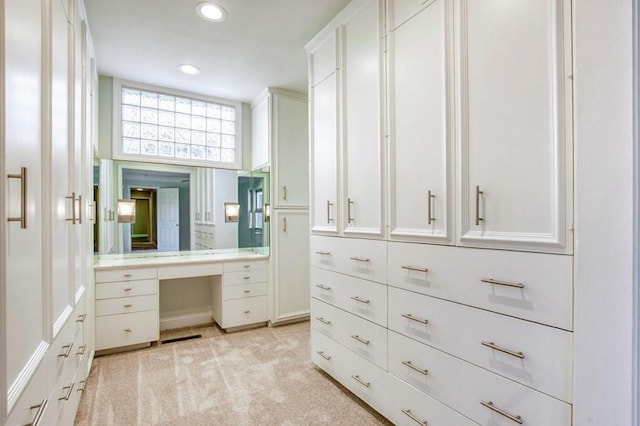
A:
[6,341,48,414]
[160,311,212,331]
[0,0,6,418]
[633,0,640,421]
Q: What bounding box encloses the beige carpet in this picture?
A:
[74,321,392,425]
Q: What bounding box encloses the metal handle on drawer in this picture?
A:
[401,265,428,273]
[350,335,370,345]
[349,256,370,262]
[475,185,484,226]
[124,328,132,333]
[401,409,429,426]
[123,274,133,278]
[401,360,429,376]
[327,200,333,223]
[347,198,354,223]
[58,343,73,358]
[316,284,332,291]
[350,296,370,304]
[66,192,77,224]
[76,345,86,355]
[27,399,48,426]
[316,351,332,361]
[244,276,251,280]
[316,317,331,325]
[124,304,133,308]
[401,313,429,325]
[7,167,27,228]
[481,341,525,359]
[282,185,287,201]
[75,314,86,323]
[244,290,251,294]
[77,380,86,393]
[480,401,523,424]
[427,190,435,225]
[58,383,75,401]
[244,310,251,314]
[481,278,525,289]
[315,250,331,256]
[243,264,251,268]
[123,287,132,292]
[351,375,370,388]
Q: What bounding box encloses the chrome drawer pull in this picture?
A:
[124,328,132,333]
[77,380,86,393]
[123,274,132,278]
[244,310,251,314]
[124,304,133,308]
[401,360,429,375]
[243,264,251,268]
[347,198,355,223]
[58,343,73,358]
[316,284,332,291]
[475,185,484,225]
[481,278,525,289]
[58,383,75,401]
[481,341,525,359]
[351,375,370,388]
[75,314,86,323]
[402,409,429,425]
[76,345,86,356]
[315,250,331,255]
[315,317,331,325]
[316,351,332,361]
[123,288,132,292]
[244,276,251,280]
[402,313,429,325]
[244,290,251,294]
[350,296,370,304]
[326,200,333,223]
[401,265,428,273]
[480,401,523,424]
[350,335,370,345]
[349,256,370,262]
[427,189,435,225]
[28,399,48,426]
[7,167,27,228]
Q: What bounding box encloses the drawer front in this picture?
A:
[96,311,159,351]
[310,329,342,378]
[95,267,157,283]
[311,236,387,284]
[311,267,388,327]
[388,242,573,329]
[221,296,268,328]
[223,269,268,286]
[223,259,268,273]
[158,262,223,279]
[222,283,268,300]
[388,331,572,426]
[388,287,572,402]
[96,295,159,317]
[95,279,158,300]
[388,0,433,31]
[310,298,341,342]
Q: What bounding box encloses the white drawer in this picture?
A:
[220,296,268,329]
[388,331,572,426]
[96,295,158,317]
[388,0,433,31]
[95,279,158,300]
[310,329,342,378]
[96,310,159,351]
[222,283,268,300]
[311,236,387,284]
[311,267,387,327]
[388,242,573,330]
[223,269,268,286]
[223,259,268,273]
[95,267,157,283]
[158,262,222,279]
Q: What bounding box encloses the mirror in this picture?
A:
[93,159,270,255]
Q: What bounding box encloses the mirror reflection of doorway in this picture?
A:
[131,188,157,251]
[238,176,264,248]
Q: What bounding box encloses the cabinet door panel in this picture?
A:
[458,0,572,253]
[309,30,338,87]
[389,0,453,243]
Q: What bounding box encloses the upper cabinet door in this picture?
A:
[309,30,338,88]
[387,0,454,244]
[251,94,270,170]
[342,0,385,238]
[456,0,573,254]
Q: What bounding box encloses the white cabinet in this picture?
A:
[194,167,214,224]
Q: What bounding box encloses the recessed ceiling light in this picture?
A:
[178,64,201,75]
[196,2,227,22]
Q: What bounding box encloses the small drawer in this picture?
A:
[223,269,268,286]
[158,262,222,280]
[95,279,158,300]
[223,260,268,273]
[311,236,387,284]
[222,283,268,301]
[310,235,340,270]
[96,311,159,351]
[310,329,342,378]
[96,295,158,317]
[95,267,157,283]
[220,296,268,329]
[311,298,341,342]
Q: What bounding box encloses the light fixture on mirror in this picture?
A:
[264,203,270,222]
[196,2,227,22]
[224,202,240,223]
[117,199,136,223]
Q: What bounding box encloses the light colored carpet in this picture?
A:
[74,321,392,425]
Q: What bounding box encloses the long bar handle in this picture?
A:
[75,314,86,323]
[77,194,83,224]
[283,217,287,233]
[481,278,525,289]
[401,265,428,273]
[481,341,525,359]
[315,317,331,325]
[401,409,429,426]
[66,192,77,224]
[27,399,48,426]
[7,167,27,228]
[282,185,287,200]
[58,343,73,358]
[347,198,354,223]
[402,313,429,325]
[315,284,332,291]
[349,256,370,262]
[88,202,96,222]
[475,185,483,226]
[401,360,429,375]
[350,296,370,304]
[315,251,331,256]
[350,334,370,345]
[480,401,523,424]
[326,200,333,223]
[351,375,371,388]
[316,351,332,361]
[77,380,86,393]
[76,345,86,356]
[58,383,75,401]
[427,190,435,225]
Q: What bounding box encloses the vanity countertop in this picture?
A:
[94,248,269,270]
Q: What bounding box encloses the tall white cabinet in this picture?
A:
[1,0,96,424]
[308,0,574,424]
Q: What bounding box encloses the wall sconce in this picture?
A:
[264,203,270,222]
[117,199,136,223]
[224,202,240,223]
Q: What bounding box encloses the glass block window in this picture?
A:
[118,85,239,167]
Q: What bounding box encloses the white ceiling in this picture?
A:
[84,0,350,103]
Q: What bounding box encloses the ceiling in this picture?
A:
[83,0,350,103]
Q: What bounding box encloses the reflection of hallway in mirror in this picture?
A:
[130,188,157,251]
[238,175,264,248]
[157,187,180,251]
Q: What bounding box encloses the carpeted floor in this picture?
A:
[74,321,392,425]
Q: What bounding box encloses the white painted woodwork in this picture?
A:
[218,296,268,329]
[95,279,158,300]
[156,187,180,252]
[251,93,269,169]
[193,168,214,225]
[387,0,454,244]
[342,0,384,237]
[95,311,159,351]
[310,235,387,284]
[222,283,268,301]
[95,267,157,283]
[456,0,573,254]
[309,29,338,87]
[223,269,268,286]
[388,0,435,30]
[157,262,223,280]
[223,259,268,272]
[95,295,158,316]
[271,210,310,322]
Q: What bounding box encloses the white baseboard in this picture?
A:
[160,311,213,331]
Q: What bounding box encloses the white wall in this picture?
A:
[214,168,239,249]
[574,1,635,424]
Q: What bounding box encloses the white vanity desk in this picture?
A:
[94,249,269,352]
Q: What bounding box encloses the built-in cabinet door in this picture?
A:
[342,0,384,238]
[456,0,573,254]
[251,93,269,170]
[272,210,310,323]
[98,158,115,254]
[388,0,453,244]
[2,0,48,419]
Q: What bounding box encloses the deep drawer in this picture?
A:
[96,310,159,351]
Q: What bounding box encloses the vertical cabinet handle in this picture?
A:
[66,192,77,224]
[283,217,287,232]
[347,198,355,223]
[58,383,75,401]
[28,399,48,426]
[475,185,484,225]
[282,185,287,200]
[77,194,83,224]
[427,190,435,224]
[7,166,27,228]
[326,200,333,223]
